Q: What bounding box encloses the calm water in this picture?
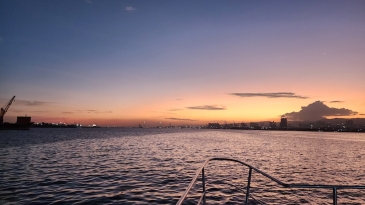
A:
[1,128,365,204]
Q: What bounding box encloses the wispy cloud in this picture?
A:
[75,110,112,114]
[165,117,197,121]
[62,112,74,114]
[11,109,49,113]
[360,113,365,116]
[229,92,308,99]
[186,105,226,110]
[125,6,136,11]
[85,0,92,4]
[176,99,182,101]
[329,101,344,103]
[168,108,183,111]
[0,37,3,43]
[14,100,53,106]
[284,101,358,121]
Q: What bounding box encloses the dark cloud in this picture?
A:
[186,105,226,110]
[168,108,183,111]
[360,113,365,116]
[284,101,358,121]
[329,101,344,103]
[229,92,308,99]
[165,117,197,121]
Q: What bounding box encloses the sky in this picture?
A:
[1,0,365,126]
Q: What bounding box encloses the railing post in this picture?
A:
[202,167,206,205]
[333,188,337,205]
[245,167,252,205]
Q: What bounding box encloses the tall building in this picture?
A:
[280,117,287,128]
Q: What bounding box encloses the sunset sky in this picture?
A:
[1,0,365,126]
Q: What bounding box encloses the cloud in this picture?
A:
[62,112,74,114]
[14,100,52,106]
[360,113,365,116]
[284,101,358,121]
[125,6,136,11]
[186,105,226,110]
[329,101,344,103]
[0,97,51,107]
[0,37,3,43]
[75,110,112,114]
[85,0,92,4]
[168,108,183,111]
[229,92,308,99]
[10,109,49,113]
[165,117,197,121]
[176,99,182,101]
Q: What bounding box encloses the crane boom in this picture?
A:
[1,96,16,123]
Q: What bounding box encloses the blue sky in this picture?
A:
[1,0,365,125]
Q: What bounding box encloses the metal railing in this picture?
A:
[176,158,365,205]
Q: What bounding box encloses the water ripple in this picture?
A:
[1,129,365,204]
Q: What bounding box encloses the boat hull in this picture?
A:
[0,123,32,130]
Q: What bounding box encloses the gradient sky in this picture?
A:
[1,0,365,126]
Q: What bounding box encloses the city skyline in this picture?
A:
[1,1,365,126]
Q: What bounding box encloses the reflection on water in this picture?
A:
[0,129,365,204]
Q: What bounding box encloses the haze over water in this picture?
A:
[1,129,365,204]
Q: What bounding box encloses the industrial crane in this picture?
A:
[1,96,15,124]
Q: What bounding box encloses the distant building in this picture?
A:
[250,122,260,129]
[269,121,277,128]
[16,116,31,125]
[207,123,220,129]
[240,122,247,128]
[280,117,287,128]
[345,119,354,128]
[299,123,311,128]
[316,121,325,128]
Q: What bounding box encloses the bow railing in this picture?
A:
[176,158,365,205]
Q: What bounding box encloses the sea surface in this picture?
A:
[1,128,365,204]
